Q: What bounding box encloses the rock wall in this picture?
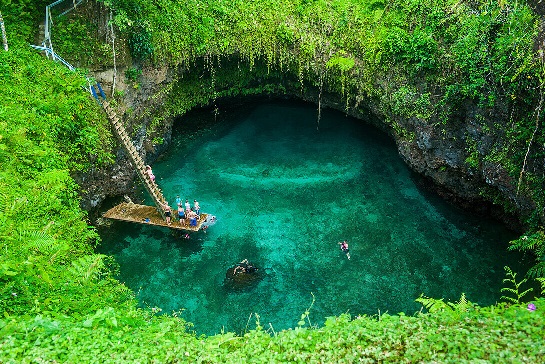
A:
[77,64,177,213]
[78,4,544,232]
[300,89,528,230]
[80,63,529,230]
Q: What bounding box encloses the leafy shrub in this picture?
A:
[125,66,142,82]
[382,26,438,73]
[128,22,154,61]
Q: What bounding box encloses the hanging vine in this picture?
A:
[517,57,545,196]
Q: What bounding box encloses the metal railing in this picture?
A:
[42,0,86,56]
[30,44,76,71]
[33,0,91,93]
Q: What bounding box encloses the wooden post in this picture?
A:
[0,12,8,51]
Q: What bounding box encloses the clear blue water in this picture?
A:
[98,100,529,336]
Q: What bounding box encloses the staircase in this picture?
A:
[102,101,168,219]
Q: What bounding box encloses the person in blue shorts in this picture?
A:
[187,209,198,226]
[178,204,185,225]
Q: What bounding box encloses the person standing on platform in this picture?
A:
[175,195,182,207]
[194,199,200,215]
[187,210,198,226]
[185,199,191,211]
[163,202,172,226]
[178,204,185,225]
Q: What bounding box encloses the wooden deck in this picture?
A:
[102,202,210,232]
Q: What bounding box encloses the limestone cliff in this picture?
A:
[71,1,544,231]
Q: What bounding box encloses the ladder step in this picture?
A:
[103,106,166,214]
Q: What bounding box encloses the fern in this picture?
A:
[500,266,533,304]
[21,231,57,255]
[416,293,474,315]
[416,294,449,313]
[68,255,107,285]
[528,261,545,278]
[453,293,471,313]
[537,278,545,295]
[509,232,545,277]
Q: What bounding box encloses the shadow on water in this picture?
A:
[97,99,535,336]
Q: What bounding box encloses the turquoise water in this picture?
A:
[98,100,529,336]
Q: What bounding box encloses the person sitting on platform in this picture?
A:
[186,209,198,226]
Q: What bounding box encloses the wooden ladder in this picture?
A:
[102,101,167,219]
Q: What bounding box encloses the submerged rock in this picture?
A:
[224,261,262,291]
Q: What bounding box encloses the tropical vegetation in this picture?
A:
[1,0,544,361]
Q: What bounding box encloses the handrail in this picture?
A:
[29,45,75,70]
[30,1,169,222]
[39,0,86,58]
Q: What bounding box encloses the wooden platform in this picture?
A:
[102,202,210,232]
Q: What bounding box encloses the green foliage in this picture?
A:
[1,297,545,362]
[3,0,545,362]
[381,26,437,73]
[416,293,474,317]
[0,42,127,319]
[326,53,355,73]
[151,137,164,145]
[51,14,113,67]
[509,232,545,277]
[1,0,50,40]
[500,266,534,304]
[297,293,316,328]
[538,278,545,295]
[125,66,142,82]
[128,22,154,61]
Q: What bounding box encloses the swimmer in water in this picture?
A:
[339,241,351,260]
